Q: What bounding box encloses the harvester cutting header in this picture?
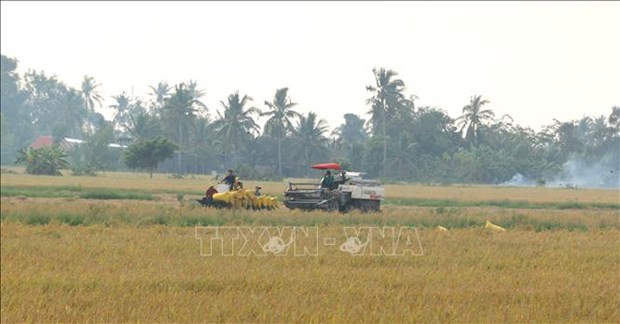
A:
[197,169,279,210]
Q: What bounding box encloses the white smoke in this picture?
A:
[500,173,535,187]
[501,157,619,189]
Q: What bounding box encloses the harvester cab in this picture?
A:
[283,163,385,212]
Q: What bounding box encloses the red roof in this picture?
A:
[30,136,54,149]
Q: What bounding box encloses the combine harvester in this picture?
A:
[283,163,385,212]
[209,184,279,210]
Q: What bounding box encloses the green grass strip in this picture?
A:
[0,185,153,200]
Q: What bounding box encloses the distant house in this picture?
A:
[29,136,54,149]
[29,136,126,151]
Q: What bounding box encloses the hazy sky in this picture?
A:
[2,1,619,132]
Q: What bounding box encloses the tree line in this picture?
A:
[1,54,618,186]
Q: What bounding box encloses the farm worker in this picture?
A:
[254,186,262,197]
[335,170,348,186]
[196,185,218,207]
[320,170,335,189]
[220,169,236,190]
[205,185,218,206]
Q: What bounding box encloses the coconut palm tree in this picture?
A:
[456,95,495,146]
[191,116,213,151]
[80,76,102,113]
[187,80,206,108]
[190,116,217,174]
[149,81,171,114]
[212,91,260,166]
[110,92,131,130]
[366,67,406,175]
[290,112,330,172]
[60,88,88,138]
[126,110,162,142]
[262,87,300,176]
[163,82,207,174]
[80,76,103,135]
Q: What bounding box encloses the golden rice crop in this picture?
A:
[2,171,618,203]
[1,223,618,322]
[1,196,618,230]
[1,172,618,322]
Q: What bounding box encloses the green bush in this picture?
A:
[26,213,51,225]
[15,146,70,175]
[57,213,84,226]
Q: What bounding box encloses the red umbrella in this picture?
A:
[311,162,342,170]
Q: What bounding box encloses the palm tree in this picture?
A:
[126,110,162,142]
[191,116,212,149]
[110,92,131,130]
[163,82,207,174]
[149,81,171,114]
[366,67,406,175]
[212,91,260,166]
[80,76,103,135]
[291,112,330,171]
[61,88,88,138]
[262,87,300,176]
[190,116,216,174]
[81,76,102,113]
[187,80,206,105]
[456,95,495,146]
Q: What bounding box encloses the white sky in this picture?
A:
[1,1,619,133]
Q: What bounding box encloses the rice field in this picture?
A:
[1,170,619,322]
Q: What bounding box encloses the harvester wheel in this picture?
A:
[327,199,339,211]
[339,203,352,213]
